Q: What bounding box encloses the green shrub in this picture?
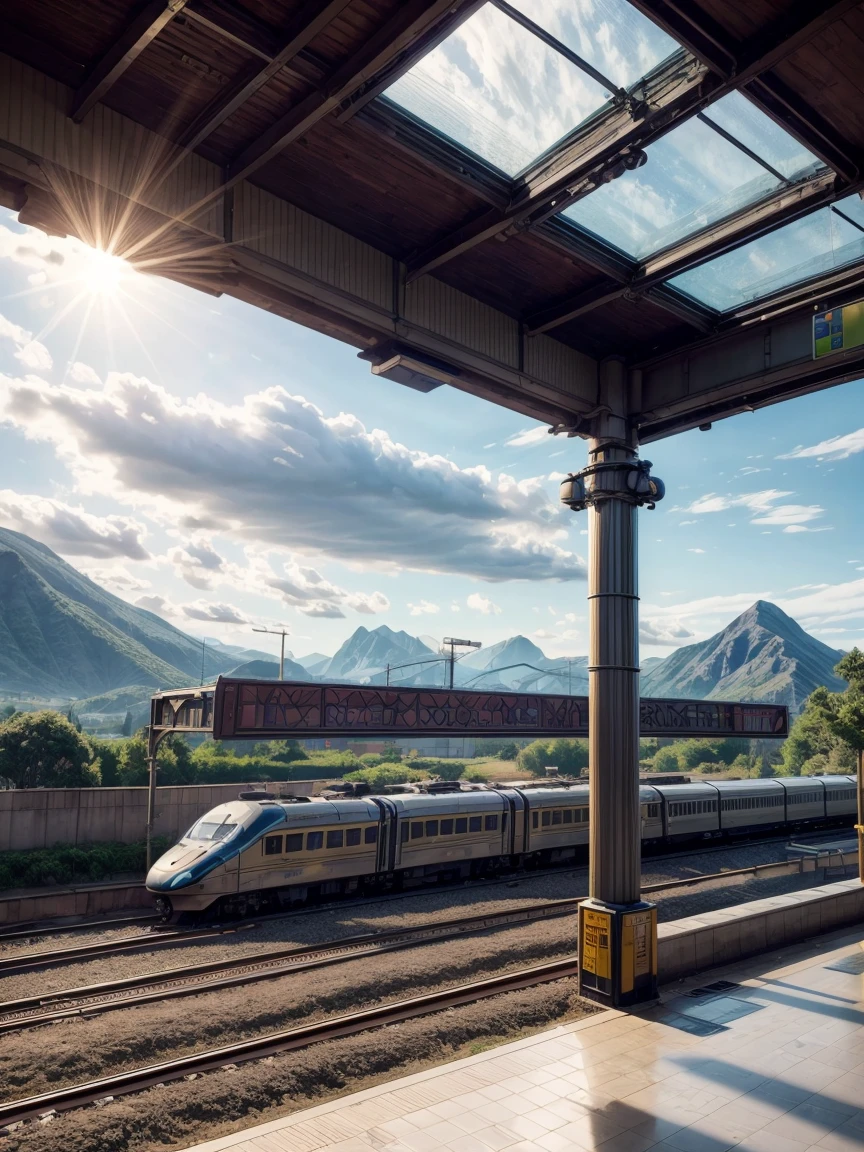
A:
[0,839,169,890]
[517,738,588,777]
[343,764,427,789]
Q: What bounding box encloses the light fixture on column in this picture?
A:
[560,459,665,513]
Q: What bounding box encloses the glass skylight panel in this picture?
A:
[670,195,864,311]
[383,3,610,176]
[505,0,679,89]
[561,93,825,260]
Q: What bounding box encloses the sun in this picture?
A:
[78,246,131,296]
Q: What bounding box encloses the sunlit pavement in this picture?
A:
[184,928,864,1152]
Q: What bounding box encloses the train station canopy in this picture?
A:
[3,0,864,439]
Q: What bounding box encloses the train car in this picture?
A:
[714,779,786,834]
[146,775,859,920]
[391,790,510,883]
[148,795,384,919]
[777,777,826,824]
[653,781,720,840]
[823,775,858,820]
[523,785,590,858]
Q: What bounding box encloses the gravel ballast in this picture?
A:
[0,977,593,1152]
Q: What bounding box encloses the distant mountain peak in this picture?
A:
[641,599,844,712]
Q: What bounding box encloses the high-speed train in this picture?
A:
[147,769,861,921]
[146,775,858,921]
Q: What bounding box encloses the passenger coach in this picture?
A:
[147,775,858,921]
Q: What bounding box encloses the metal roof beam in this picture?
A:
[629,0,863,180]
[226,0,479,186]
[523,169,838,336]
[403,51,712,284]
[177,0,352,153]
[71,0,188,123]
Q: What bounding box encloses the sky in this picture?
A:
[1,206,863,668]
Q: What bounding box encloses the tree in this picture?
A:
[0,710,98,787]
[517,738,588,777]
[0,704,17,722]
[652,746,681,774]
[254,739,306,763]
[343,764,425,789]
[499,743,519,761]
[90,737,123,787]
[121,711,133,738]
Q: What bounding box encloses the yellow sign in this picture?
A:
[621,909,656,993]
[582,909,611,979]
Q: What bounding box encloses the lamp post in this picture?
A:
[442,637,481,689]
[253,625,291,679]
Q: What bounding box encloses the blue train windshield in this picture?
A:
[187,818,237,842]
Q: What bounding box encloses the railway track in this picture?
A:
[0,855,825,1030]
[0,955,580,1129]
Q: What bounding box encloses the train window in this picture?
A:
[400,824,409,843]
[307,831,324,850]
[532,812,538,829]
[441,819,454,835]
[365,826,378,844]
[485,814,498,831]
[469,816,482,832]
[456,817,468,833]
[563,810,572,823]
[264,835,282,855]
[188,818,237,842]
[411,822,424,839]
[425,820,439,837]
[285,833,303,852]
[542,811,551,827]
[552,811,562,825]
[346,828,361,846]
[327,830,343,849]
[577,808,589,823]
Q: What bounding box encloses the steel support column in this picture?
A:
[146,756,158,870]
[561,359,659,1007]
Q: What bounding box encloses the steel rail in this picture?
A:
[0,957,580,1127]
[0,900,580,1031]
[0,913,159,942]
[1,839,854,978]
[1,847,854,1027]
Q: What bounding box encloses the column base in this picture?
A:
[577,898,658,1009]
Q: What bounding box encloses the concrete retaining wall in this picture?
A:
[0,781,314,852]
[659,878,864,983]
[0,882,149,926]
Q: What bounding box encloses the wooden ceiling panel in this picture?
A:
[680,0,794,41]
[251,116,492,256]
[554,296,692,359]
[4,0,130,71]
[307,0,405,66]
[433,235,603,320]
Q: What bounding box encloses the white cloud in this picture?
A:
[532,628,558,640]
[467,592,502,615]
[408,600,440,616]
[0,372,584,583]
[168,540,225,589]
[79,566,152,593]
[640,617,694,646]
[779,429,864,461]
[0,311,52,372]
[750,504,824,527]
[0,490,150,560]
[781,524,832,534]
[505,425,549,448]
[182,600,250,624]
[346,591,390,615]
[688,548,706,554]
[68,361,102,385]
[685,489,792,515]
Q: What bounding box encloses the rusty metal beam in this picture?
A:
[226,0,480,186]
[71,0,188,123]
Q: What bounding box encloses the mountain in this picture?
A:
[0,528,253,698]
[295,652,329,671]
[325,626,436,682]
[455,635,587,693]
[227,658,311,680]
[640,600,846,711]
